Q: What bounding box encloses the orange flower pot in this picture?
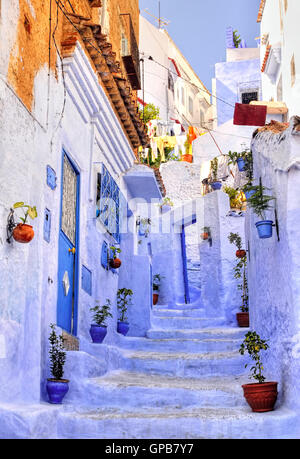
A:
[109,258,122,269]
[153,293,159,305]
[236,312,249,327]
[12,224,34,243]
[236,250,246,258]
[201,233,209,240]
[182,154,193,163]
[242,382,278,412]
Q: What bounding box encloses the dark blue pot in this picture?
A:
[90,324,107,343]
[117,321,129,336]
[237,157,246,171]
[211,181,222,190]
[255,220,273,239]
[245,190,255,200]
[46,379,69,404]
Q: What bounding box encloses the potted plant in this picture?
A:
[228,148,252,173]
[89,299,112,343]
[160,197,174,214]
[117,288,133,336]
[209,157,222,190]
[200,227,211,240]
[242,181,256,201]
[46,324,69,404]
[138,218,151,238]
[223,186,243,211]
[153,274,164,305]
[12,202,38,243]
[228,232,246,258]
[247,183,275,239]
[239,331,278,412]
[109,246,122,269]
[234,255,249,327]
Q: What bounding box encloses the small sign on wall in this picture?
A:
[44,208,51,243]
[47,165,57,190]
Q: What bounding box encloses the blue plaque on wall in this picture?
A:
[43,208,51,243]
[47,165,57,190]
[101,241,108,270]
[81,265,92,296]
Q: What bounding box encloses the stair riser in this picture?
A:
[152,310,205,317]
[151,317,226,330]
[147,330,247,340]
[119,340,241,353]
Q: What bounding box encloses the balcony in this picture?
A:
[120,14,141,90]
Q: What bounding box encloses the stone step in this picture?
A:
[64,351,107,380]
[146,327,249,341]
[152,308,205,317]
[151,316,226,330]
[67,371,247,410]
[156,303,204,310]
[117,335,242,353]
[57,406,298,439]
[118,349,248,378]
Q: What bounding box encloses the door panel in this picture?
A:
[57,153,79,335]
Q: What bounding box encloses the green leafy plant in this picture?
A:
[228,232,242,251]
[233,29,242,48]
[223,186,243,209]
[153,274,164,292]
[110,246,121,259]
[90,300,112,326]
[210,157,219,181]
[161,197,174,208]
[48,324,67,381]
[139,218,151,237]
[239,331,269,383]
[117,288,133,323]
[247,183,275,220]
[13,202,38,224]
[139,103,160,125]
[234,256,249,312]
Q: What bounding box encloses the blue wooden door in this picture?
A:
[181,225,190,304]
[57,153,79,335]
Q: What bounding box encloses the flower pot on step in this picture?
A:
[255,220,273,239]
[236,250,246,258]
[117,321,129,336]
[236,312,249,327]
[109,258,122,269]
[211,181,222,191]
[89,324,107,343]
[182,154,193,163]
[242,381,278,412]
[46,379,69,404]
[12,224,34,243]
[237,157,246,171]
[153,293,159,305]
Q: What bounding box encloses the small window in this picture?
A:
[168,71,174,93]
[96,166,120,242]
[241,91,258,104]
[188,96,193,115]
[291,55,296,87]
[181,87,185,106]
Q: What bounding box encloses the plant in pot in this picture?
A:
[138,218,151,238]
[228,147,252,173]
[89,299,112,343]
[109,246,122,269]
[223,186,243,211]
[12,202,38,243]
[242,181,256,201]
[239,331,278,412]
[117,288,133,336]
[209,157,222,190]
[228,232,246,258]
[153,274,164,305]
[200,227,211,240]
[160,197,174,214]
[233,255,249,327]
[46,324,69,404]
[247,183,275,239]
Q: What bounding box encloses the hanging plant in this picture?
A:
[109,246,122,269]
[228,232,246,258]
[12,202,38,243]
[247,183,275,239]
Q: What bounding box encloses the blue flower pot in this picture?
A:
[90,324,107,343]
[237,157,246,171]
[255,220,274,239]
[211,181,222,190]
[46,379,69,404]
[245,190,255,200]
[117,321,129,336]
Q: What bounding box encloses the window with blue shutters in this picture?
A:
[96,165,126,243]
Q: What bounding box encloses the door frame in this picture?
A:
[57,149,81,336]
[180,215,197,304]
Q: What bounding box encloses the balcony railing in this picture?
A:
[120,14,141,90]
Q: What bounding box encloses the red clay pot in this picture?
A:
[236,250,246,258]
[182,154,193,163]
[201,232,209,240]
[109,258,122,269]
[12,224,34,243]
[153,293,159,305]
[242,382,278,412]
[236,312,249,327]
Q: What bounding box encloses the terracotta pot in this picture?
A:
[236,312,249,327]
[201,233,209,240]
[109,258,122,269]
[236,250,246,258]
[182,154,193,163]
[242,382,278,412]
[12,224,34,243]
[153,293,159,305]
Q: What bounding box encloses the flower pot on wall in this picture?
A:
[236,250,246,258]
[255,220,273,239]
[242,382,278,412]
[201,232,209,240]
[153,293,159,305]
[89,324,107,343]
[244,190,255,200]
[237,157,246,171]
[109,258,122,269]
[46,379,69,404]
[117,321,129,336]
[211,181,222,191]
[12,224,34,243]
[182,154,193,163]
[236,312,249,327]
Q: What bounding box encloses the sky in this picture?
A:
[139,0,261,91]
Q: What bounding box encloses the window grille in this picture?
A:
[241,91,258,104]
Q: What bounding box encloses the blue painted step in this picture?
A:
[151,315,226,330]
